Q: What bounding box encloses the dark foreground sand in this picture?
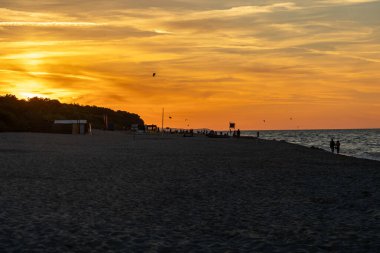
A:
[0,131,379,252]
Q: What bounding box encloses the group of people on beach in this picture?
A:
[330,138,341,154]
[232,129,241,137]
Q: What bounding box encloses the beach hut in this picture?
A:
[145,124,158,133]
[131,124,139,131]
[53,120,91,134]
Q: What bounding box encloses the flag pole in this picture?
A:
[161,107,164,134]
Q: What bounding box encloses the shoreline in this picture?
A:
[1,129,379,162]
[1,130,380,162]
[240,129,380,162]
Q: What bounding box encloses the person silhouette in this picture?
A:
[335,140,340,154]
[237,129,240,138]
[330,138,335,153]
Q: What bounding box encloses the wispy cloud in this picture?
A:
[318,0,379,4]
[184,3,300,20]
[0,21,103,27]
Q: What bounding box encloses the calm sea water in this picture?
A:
[242,129,380,161]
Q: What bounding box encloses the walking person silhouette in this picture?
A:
[335,140,340,154]
[330,138,335,153]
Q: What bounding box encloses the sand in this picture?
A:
[0,131,379,252]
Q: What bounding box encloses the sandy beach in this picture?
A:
[0,131,379,252]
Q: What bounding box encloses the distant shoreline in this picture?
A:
[1,130,379,163]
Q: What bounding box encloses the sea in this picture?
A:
[242,129,380,161]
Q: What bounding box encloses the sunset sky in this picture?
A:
[1,0,379,130]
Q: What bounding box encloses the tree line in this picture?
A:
[0,94,144,132]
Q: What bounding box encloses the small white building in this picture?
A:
[54,120,91,134]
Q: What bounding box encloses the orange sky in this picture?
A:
[1,0,380,130]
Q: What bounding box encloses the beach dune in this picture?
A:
[0,131,379,252]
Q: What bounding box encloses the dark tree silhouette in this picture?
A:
[0,94,144,132]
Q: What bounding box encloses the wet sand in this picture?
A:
[0,131,379,252]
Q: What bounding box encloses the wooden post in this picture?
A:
[161,107,164,134]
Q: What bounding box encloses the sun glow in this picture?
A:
[12,81,58,101]
[3,52,48,66]
[12,81,44,98]
[19,92,49,99]
[16,87,76,101]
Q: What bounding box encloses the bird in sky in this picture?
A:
[153,73,156,77]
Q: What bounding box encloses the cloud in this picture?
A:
[318,0,379,4]
[0,21,102,27]
[0,26,158,42]
[184,3,300,20]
